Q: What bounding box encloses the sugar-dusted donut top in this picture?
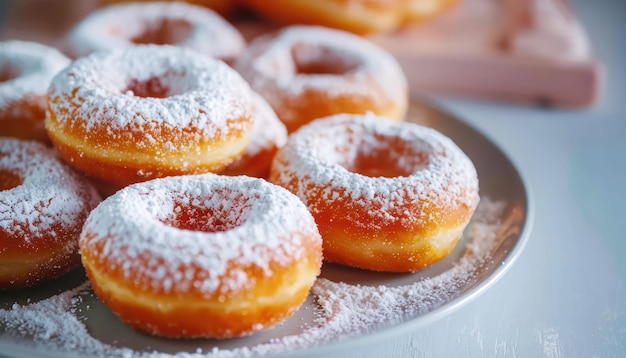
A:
[69,1,245,62]
[80,173,321,296]
[47,45,253,146]
[0,138,101,241]
[0,41,70,109]
[235,25,408,110]
[271,114,479,228]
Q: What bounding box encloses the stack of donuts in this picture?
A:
[0,1,478,340]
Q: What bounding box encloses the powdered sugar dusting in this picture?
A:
[235,25,408,127]
[0,198,506,357]
[69,2,245,62]
[0,138,101,240]
[47,45,253,145]
[80,173,319,296]
[305,199,505,342]
[245,93,287,157]
[0,282,133,357]
[217,92,288,177]
[271,114,479,229]
[0,40,70,110]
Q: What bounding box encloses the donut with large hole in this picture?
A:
[235,25,408,133]
[270,113,479,272]
[45,45,254,193]
[79,173,322,338]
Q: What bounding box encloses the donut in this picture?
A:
[0,138,101,290]
[45,44,254,192]
[185,0,240,15]
[235,25,408,133]
[241,0,459,34]
[269,114,480,272]
[98,0,240,16]
[241,0,402,34]
[403,0,459,24]
[0,41,70,143]
[217,92,287,178]
[69,2,246,64]
[79,173,323,338]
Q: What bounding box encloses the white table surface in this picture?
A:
[331,0,626,357]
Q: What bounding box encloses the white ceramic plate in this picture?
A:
[0,98,532,358]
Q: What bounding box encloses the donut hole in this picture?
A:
[344,135,429,178]
[123,75,183,98]
[0,64,20,83]
[131,19,193,45]
[291,44,359,75]
[0,169,22,191]
[161,191,253,233]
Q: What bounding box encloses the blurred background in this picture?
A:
[0,0,605,108]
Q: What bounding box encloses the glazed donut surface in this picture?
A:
[80,173,322,338]
[403,0,459,24]
[69,1,245,63]
[46,45,254,190]
[242,0,459,34]
[0,138,101,290]
[270,113,480,272]
[0,41,70,143]
[242,0,403,34]
[235,25,408,133]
